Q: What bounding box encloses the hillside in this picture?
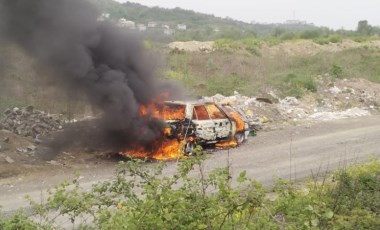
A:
[88,0,318,41]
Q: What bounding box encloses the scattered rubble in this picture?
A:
[309,108,370,121]
[0,106,65,138]
[202,77,380,130]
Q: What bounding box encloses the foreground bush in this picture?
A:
[0,157,379,229]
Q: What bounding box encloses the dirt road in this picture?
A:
[1,115,380,216]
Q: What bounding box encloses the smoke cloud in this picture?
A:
[0,0,181,154]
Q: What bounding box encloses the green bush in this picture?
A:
[328,35,343,43]
[23,155,273,229]
[213,38,241,53]
[280,73,317,98]
[330,64,344,78]
[273,159,380,230]
[1,157,379,229]
[280,32,297,41]
[300,29,322,39]
[0,211,48,230]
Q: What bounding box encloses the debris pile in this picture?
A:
[201,92,278,130]
[0,106,64,138]
[202,83,376,130]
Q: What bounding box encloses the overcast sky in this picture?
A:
[115,0,379,30]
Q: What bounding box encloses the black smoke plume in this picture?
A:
[0,0,182,154]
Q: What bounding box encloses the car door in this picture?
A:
[191,105,216,141]
[205,104,231,139]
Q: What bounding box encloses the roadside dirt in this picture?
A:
[167,39,380,56]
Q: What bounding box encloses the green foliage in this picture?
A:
[213,39,242,53]
[300,29,322,39]
[22,156,271,229]
[1,157,379,229]
[0,211,49,230]
[280,32,297,41]
[330,64,344,78]
[314,35,343,45]
[0,97,26,114]
[278,73,317,98]
[206,74,251,96]
[272,159,380,230]
[213,38,262,56]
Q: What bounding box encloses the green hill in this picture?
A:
[88,0,318,42]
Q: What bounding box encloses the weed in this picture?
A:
[206,74,251,96]
[330,64,344,78]
[279,73,317,98]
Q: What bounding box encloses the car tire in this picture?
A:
[235,132,245,144]
[184,142,195,156]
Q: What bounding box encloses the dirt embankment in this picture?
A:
[168,39,380,56]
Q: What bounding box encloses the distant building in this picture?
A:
[213,28,220,32]
[177,24,187,30]
[148,21,158,28]
[118,18,135,29]
[285,19,307,25]
[137,24,147,32]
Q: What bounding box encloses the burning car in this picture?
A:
[121,101,250,160]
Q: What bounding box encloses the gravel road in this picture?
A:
[1,115,380,218]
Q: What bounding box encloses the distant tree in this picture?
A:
[357,20,372,35]
[272,27,286,38]
[299,29,322,39]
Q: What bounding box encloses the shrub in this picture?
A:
[273,159,380,230]
[280,32,297,41]
[213,39,241,53]
[328,35,343,43]
[280,73,317,98]
[330,64,344,78]
[300,29,322,39]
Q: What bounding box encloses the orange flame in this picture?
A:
[221,105,245,132]
[121,96,188,160]
[215,139,238,148]
[121,138,184,160]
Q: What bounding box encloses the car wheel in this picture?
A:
[184,142,195,156]
[235,132,245,144]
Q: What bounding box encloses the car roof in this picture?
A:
[164,100,215,106]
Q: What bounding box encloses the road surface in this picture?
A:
[1,115,380,219]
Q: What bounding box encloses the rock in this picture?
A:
[280,97,299,106]
[27,145,37,151]
[16,148,27,153]
[5,156,15,164]
[3,137,9,143]
[329,86,342,94]
[3,108,11,115]
[25,105,34,113]
[0,106,65,138]
[46,160,60,166]
[259,116,270,123]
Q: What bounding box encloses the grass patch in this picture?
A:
[206,74,251,96]
[0,97,26,114]
[273,73,317,98]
